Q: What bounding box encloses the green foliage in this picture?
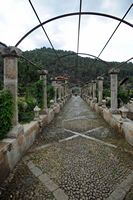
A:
[118,87,129,104]
[16,47,133,89]
[18,80,52,123]
[129,89,133,98]
[47,85,55,107]
[25,80,43,109]
[18,83,54,122]
[0,80,3,90]
[18,96,36,123]
[103,88,110,98]
[0,90,14,139]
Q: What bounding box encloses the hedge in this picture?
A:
[0,90,14,139]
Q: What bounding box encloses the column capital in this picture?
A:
[38,69,48,76]
[52,80,57,86]
[0,46,22,58]
[92,80,96,83]
[97,76,104,80]
[109,68,120,74]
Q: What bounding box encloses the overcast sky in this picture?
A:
[0,0,133,62]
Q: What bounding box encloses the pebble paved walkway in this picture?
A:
[0,96,133,200]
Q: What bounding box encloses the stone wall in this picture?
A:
[0,96,71,184]
[83,95,133,147]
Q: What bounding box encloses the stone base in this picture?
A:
[41,108,49,115]
[109,109,120,114]
[120,117,130,123]
[98,102,103,106]
[7,124,24,138]
[34,116,40,121]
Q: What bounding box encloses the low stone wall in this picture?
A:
[123,122,133,147]
[83,95,133,147]
[0,96,71,184]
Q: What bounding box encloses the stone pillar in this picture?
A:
[54,87,57,103]
[89,83,92,97]
[64,80,67,97]
[97,76,104,105]
[109,68,119,113]
[52,80,57,103]
[57,84,62,100]
[92,80,96,99]
[38,70,48,112]
[0,46,22,126]
[61,85,64,100]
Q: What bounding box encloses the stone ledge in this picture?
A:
[84,97,133,147]
[122,122,133,146]
[53,188,68,200]
[30,166,42,177]
[0,99,67,184]
[107,172,133,200]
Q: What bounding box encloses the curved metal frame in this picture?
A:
[15,12,133,47]
[57,52,110,67]
[0,41,7,47]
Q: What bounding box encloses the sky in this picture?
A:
[0,0,133,62]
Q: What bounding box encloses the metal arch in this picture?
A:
[52,52,110,67]
[78,52,110,67]
[0,41,7,47]
[15,12,133,47]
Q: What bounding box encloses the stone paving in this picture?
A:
[0,96,133,200]
[0,161,55,200]
[124,185,133,200]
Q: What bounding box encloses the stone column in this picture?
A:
[89,83,92,97]
[92,80,96,99]
[38,70,48,112]
[61,85,64,100]
[0,46,22,126]
[109,68,119,113]
[54,87,57,103]
[52,80,57,103]
[97,76,104,105]
[64,80,68,98]
[58,84,62,100]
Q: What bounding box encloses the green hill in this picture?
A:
[0,46,133,89]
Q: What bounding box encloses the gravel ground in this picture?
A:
[0,161,55,200]
[0,96,132,200]
[124,185,133,200]
[27,136,133,200]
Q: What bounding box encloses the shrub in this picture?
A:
[25,80,43,109]
[18,96,36,123]
[47,85,55,107]
[118,87,129,105]
[0,90,14,139]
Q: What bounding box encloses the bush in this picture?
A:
[18,96,36,123]
[25,80,43,109]
[47,85,55,107]
[118,87,129,105]
[103,88,110,98]
[18,82,55,122]
[0,90,14,139]
[26,96,37,111]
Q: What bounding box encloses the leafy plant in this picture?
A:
[18,96,36,123]
[47,85,55,107]
[118,87,129,105]
[25,80,43,109]
[0,90,14,139]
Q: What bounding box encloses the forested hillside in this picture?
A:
[0,46,133,89]
[19,47,133,87]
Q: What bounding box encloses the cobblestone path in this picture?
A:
[0,96,133,200]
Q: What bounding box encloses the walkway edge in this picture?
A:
[25,160,69,200]
[107,171,133,200]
